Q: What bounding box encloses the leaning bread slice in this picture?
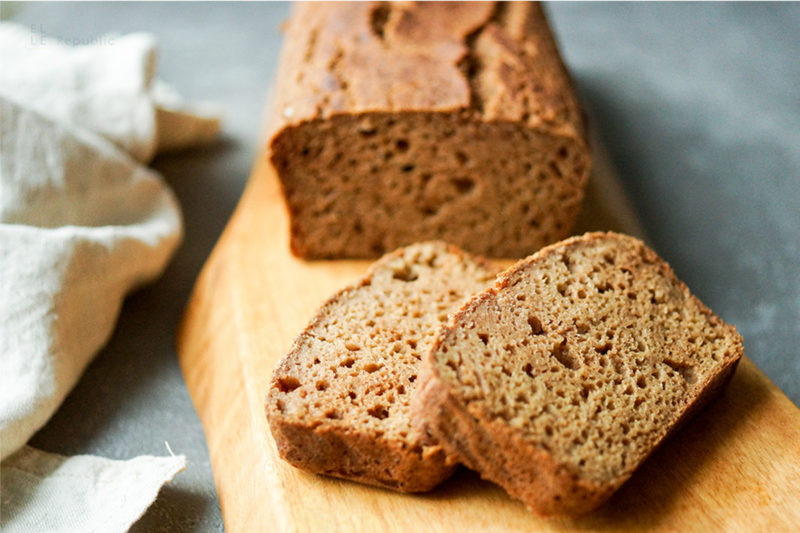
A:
[413,232,743,514]
[266,242,498,492]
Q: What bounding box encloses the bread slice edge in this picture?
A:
[413,231,744,513]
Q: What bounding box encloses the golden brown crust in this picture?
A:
[413,232,744,514]
[269,412,451,492]
[268,2,590,259]
[269,2,583,135]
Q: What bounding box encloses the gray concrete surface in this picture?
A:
[4,2,798,531]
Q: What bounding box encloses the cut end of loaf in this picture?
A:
[266,241,498,492]
[416,232,743,514]
[271,112,588,259]
[268,2,589,259]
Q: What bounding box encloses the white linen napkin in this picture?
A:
[0,22,218,531]
[0,24,219,163]
[0,94,183,459]
[1,446,186,533]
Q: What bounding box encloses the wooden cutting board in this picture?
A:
[177,147,800,532]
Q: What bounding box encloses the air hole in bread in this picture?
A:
[523,363,534,378]
[451,177,475,194]
[552,341,579,370]
[392,265,418,282]
[663,359,697,384]
[595,343,611,355]
[581,383,593,400]
[364,363,383,373]
[368,405,389,420]
[527,316,544,335]
[421,205,439,217]
[277,376,301,393]
[371,242,385,255]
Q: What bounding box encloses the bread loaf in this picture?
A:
[269,2,590,258]
[266,242,498,492]
[413,232,743,514]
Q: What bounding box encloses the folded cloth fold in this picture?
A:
[0,20,219,532]
[0,23,219,162]
[0,95,183,459]
[1,446,186,533]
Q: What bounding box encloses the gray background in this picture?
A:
[3,2,798,531]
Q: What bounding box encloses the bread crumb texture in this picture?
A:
[267,242,497,492]
[416,232,743,514]
[270,2,590,258]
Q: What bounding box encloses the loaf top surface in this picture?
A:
[424,232,744,485]
[270,1,584,140]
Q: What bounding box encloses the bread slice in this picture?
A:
[266,242,498,492]
[269,2,589,259]
[413,232,743,514]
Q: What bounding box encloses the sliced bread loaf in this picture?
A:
[413,232,743,514]
[266,242,498,492]
[269,2,590,258]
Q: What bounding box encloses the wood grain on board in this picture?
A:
[178,149,800,532]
